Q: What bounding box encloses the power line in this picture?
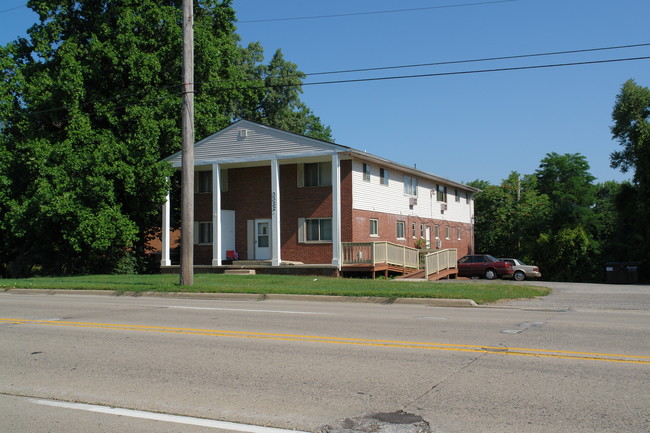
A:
[0,5,26,14]
[305,43,650,77]
[299,56,650,87]
[238,0,517,23]
[30,55,650,124]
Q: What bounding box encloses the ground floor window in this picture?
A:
[306,218,332,242]
[198,222,213,244]
[457,227,462,240]
[370,218,379,237]
[396,221,405,239]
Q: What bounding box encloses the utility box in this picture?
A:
[605,262,640,284]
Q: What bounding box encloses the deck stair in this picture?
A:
[341,242,458,280]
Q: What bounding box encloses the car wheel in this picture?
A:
[485,268,497,280]
[514,270,526,281]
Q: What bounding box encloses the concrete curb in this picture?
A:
[3,288,477,307]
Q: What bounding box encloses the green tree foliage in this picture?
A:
[0,0,331,276]
[468,173,549,260]
[610,79,650,278]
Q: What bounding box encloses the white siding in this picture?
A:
[351,160,473,224]
[166,121,345,166]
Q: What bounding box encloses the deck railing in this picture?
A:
[342,242,419,269]
[423,248,458,279]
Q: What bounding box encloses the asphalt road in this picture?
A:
[1,282,649,433]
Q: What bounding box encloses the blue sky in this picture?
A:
[2,0,649,185]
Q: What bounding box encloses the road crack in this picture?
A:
[401,352,487,411]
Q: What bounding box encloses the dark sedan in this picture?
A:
[457,254,514,280]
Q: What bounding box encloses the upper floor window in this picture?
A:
[304,161,332,187]
[363,163,371,181]
[437,185,447,202]
[455,189,461,202]
[197,169,228,193]
[404,176,418,197]
[198,171,211,193]
[466,192,471,204]
[380,168,389,185]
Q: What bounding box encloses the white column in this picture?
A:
[161,186,171,267]
[271,159,281,266]
[331,153,342,268]
[212,163,222,266]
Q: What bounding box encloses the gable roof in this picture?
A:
[165,120,350,166]
[164,120,479,192]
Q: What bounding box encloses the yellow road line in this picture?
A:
[2,318,649,365]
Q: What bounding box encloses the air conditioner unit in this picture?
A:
[409,197,418,206]
[440,203,448,212]
[436,240,442,249]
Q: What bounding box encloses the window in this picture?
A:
[420,224,424,238]
[363,163,371,181]
[380,168,389,185]
[306,218,332,242]
[304,161,332,187]
[437,185,447,202]
[370,219,379,237]
[435,224,440,239]
[396,221,405,239]
[404,176,418,196]
[199,222,213,244]
[445,226,450,240]
[412,223,416,238]
[455,189,460,202]
[457,227,462,240]
[466,192,471,204]
[198,171,211,193]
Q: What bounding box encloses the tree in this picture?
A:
[468,172,549,260]
[0,0,332,276]
[610,79,650,279]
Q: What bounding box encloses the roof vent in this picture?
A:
[239,129,248,138]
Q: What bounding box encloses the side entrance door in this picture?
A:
[254,218,271,260]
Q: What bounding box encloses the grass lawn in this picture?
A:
[0,274,550,304]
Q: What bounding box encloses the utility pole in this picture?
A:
[180,0,194,286]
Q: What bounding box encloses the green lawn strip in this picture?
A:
[0,274,550,305]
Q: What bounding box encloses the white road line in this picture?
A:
[31,399,310,433]
[166,306,334,315]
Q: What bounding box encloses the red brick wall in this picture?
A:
[192,160,353,265]
[351,209,473,256]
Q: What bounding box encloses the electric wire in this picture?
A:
[237,0,517,23]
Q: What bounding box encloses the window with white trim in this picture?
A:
[457,227,462,240]
[298,218,333,242]
[411,223,416,238]
[435,224,440,239]
[455,189,460,202]
[396,221,405,239]
[404,176,418,196]
[363,163,371,181]
[303,161,332,187]
[380,168,389,185]
[370,219,379,237]
[445,226,450,240]
[437,185,447,202]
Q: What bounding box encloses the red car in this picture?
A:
[457,254,514,280]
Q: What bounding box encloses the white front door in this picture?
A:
[254,219,271,260]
